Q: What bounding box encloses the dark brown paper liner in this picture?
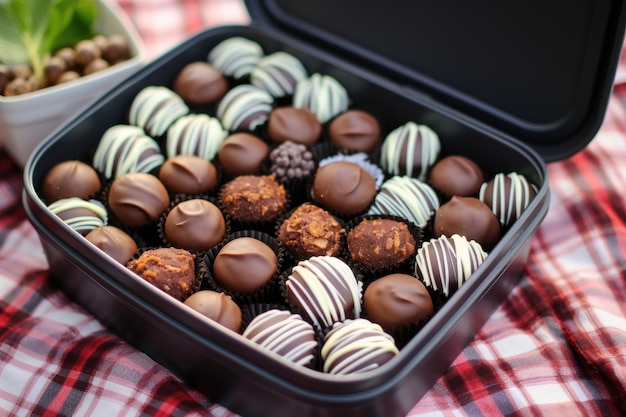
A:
[200,230,286,305]
[343,214,424,283]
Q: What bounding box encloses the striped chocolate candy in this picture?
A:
[293,73,349,124]
[216,84,274,132]
[208,37,264,80]
[165,113,228,160]
[128,86,189,137]
[479,172,538,228]
[251,51,308,98]
[48,197,107,235]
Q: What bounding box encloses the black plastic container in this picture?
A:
[22,1,626,416]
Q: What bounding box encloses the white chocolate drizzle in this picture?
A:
[380,121,441,180]
[48,197,107,234]
[293,73,349,124]
[165,114,228,160]
[478,172,537,227]
[251,52,308,98]
[216,84,274,131]
[208,37,264,79]
[128,86,189,137]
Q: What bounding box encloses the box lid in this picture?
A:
[245,0,626,161]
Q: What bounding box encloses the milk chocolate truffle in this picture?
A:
[267,107,322,146]
[242,309,317,368]
[346,218,416,270]
[414,234,488,298]
[321,318,399,375]
[363,273,433,331]
[127,247,196,301]
[128,86,189,137]
[184,290,242,332]
[164,199,226,251]
[427,155,484,198]
[42,160,101,203]
[311,161,377,216]
[220,175,288,224]
[212,237,278,293]
[328,110,382,153]
[479,172,538,228]
[286,256,362,329]
[158,155,219,195]
[84,225,138,264]
[434,196,500,249]
[108,173,170,227]
[278,203,344,260]
[217,133,269,176]
[173,61,228,107]
[380,121,441,180]
[47,197,107,235]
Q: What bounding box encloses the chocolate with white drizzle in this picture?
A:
[479,172,538,228]
[128,86,189,137]
[48,197,107,235]
[165,113,228,160]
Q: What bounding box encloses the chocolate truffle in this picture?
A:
[479,172,538,228]
[92,124,164,179]
[434,196,501,249]
[47,197,107,235]
[216,84,274,132]
[267,106,321,146]
[414,234,488,297]
[108,173,170,227]
[286,256,362,329]
[217,132,269,176]
[311,161,377,216]
[42,160,101,203]
[278,203,344,260]
[363,273,433,330]
[158,155,219,195]
[368,176,440,228]
[379,121,441,180]
[220,175,287,224]
[242,309,317,368]
[250,52,308,98]
[293,73,349,124]
[164,199,226,251]
[212,237,278,293]
[127,247,196,301]
[427,155,484,198]
[128,86,189,137]
[183,290,242,332]
[165,114,228,160]
[328,109,382,153]
[321,318,399,375]
[268,141,316,184]
[346,218,416,270]
[84,225,138,264]
[173,61,228,107]
[207,37,264,80]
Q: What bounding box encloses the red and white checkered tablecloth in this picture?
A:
[1,1,625,416]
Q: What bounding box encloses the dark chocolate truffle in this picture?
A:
[173,61,228,107]
[42,160,101,203]
[267,107,321,146]
[184,290,242,332]
[217,133,269,176]
[479,172,538,228]
[127,247,196,301]
[220,175,288,224]
[433,196,500,249]
[311,161,377,216]
[328,109,381,153]
[108,173,170,227]
[346,218,416,270]
[164,199,226,251]
[268,141,316,185]
[85,225,138,264]
[363,273,433,330]
[242,309,317,368]
[212,237,278,293]
[277,203,344,260]
[427,155,484,198]
[321,318,398,375]
[158,155,219,195]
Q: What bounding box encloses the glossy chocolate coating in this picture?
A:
[363,273,433,330]
[267,107,321,146]
[427,155,484,198]
[328,110,381,153]
[479,172,538,228]
[183,290,242,332]
[212,237,277,293]
[128,86,189,137]
[108,173,170,227]
[311,161,377,216]
[164,199,226,251]
[47,197,107,235]
[434,196,501,249]
[380,121,440,180]
[347,218,416,270]
[216,84,274,132]
[42,160,101,203]
[250,52,308,98]
[158,155,219,195]
[173,61,228,107]
[217,133,269,176]
[85,225,138,264]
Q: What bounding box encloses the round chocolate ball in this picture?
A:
[217,133,269,177]
[108,172,170,227]
[267,106,322,146]
[434,196,501,249]
[84,225,138,264]
[184,290,242,332]
[42,160,101,203]
[173,61,228,107]
[427,155,484,198]
[164,199,226,252]
[158,155,219,195]
[328,109,381,153]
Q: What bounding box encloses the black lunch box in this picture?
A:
[22,1,626,416]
